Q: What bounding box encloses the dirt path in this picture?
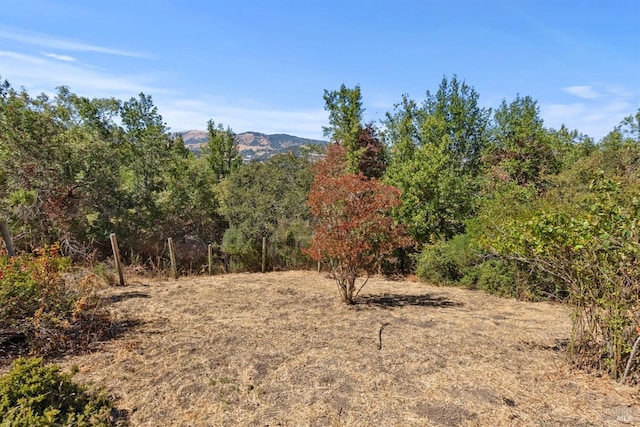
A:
[59,271,638,426]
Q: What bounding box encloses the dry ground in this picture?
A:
[45,272,640,425]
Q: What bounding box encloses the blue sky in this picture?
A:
[1,0,638,140]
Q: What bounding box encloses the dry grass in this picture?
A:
[33,272,640,425]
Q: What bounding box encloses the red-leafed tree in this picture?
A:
[306,144,414,304]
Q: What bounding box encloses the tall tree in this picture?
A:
[618,108,640,143]
[423,75,490,174]
[51,89,125,252]
[119,93,172,232]
[384,76,490,243]
[203,120,242,182]
[383,94,421,163]
[483,95,560,187]
[323,84,365,172]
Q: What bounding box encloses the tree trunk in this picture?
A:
[1,220,16,256]
[344,277,357,305]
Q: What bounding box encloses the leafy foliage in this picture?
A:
[220,153,314,271]
[203,120,242,182]
[383,76,490,243]
[416,235,518,298]
[0,79,229,265]
[306,145,414,304]
[322,84,364,172]
[478,170,640,379]
[416,234,477,284]
[0,357,125,426]
[484,95,562,187]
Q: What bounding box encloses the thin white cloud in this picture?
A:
[159,98,327,139]
[43,52,77,62]
[0,31,326,138]
[0,49,165,100]
[542,85,637,140]
[0,50,45,64]
[563,85,600,99]
[0,27,148,58]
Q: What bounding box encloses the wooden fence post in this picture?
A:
[168,237,178,279]
[1,220,16,257]
[208,244,213,275]
[261,236,267,273]
[109,233,126,286]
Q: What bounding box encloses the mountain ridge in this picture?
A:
[179,130,327,161]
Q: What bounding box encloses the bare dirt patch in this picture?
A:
[37,271,639,425]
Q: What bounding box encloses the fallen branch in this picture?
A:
[378,322,390,350]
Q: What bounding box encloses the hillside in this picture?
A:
[180,130,327,161]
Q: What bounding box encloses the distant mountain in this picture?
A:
[179,130,327,161]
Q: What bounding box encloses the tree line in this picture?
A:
[0,78,315,272]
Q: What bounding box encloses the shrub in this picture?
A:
[221,226,261,272]
[460,259,516,297]
[0,357,125,426]
[416,234,476,284]
[306,144,414,304]
[0,245,112,356]
[416,234,555,300]
[481,174,640,380]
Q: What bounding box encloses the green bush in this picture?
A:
[221,226,261,272]
[480,173,640,379]
[416,235,539,300]
[416,234,476,284]
[460,259,515,297]
[0,357,124,426]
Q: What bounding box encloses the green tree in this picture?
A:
[117,93,176,247]
[323,84,365,172]
[203,120,242,181]
[220,153,314,270]
[156,150,224,246]
[384,76,490,243]
[483,95,561,188]
[422,75,490,174]
[383,94,421,163]
[0,84,66,248]
[618,108,640,143]
[0,83,126,254]
[48,88,126,251]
